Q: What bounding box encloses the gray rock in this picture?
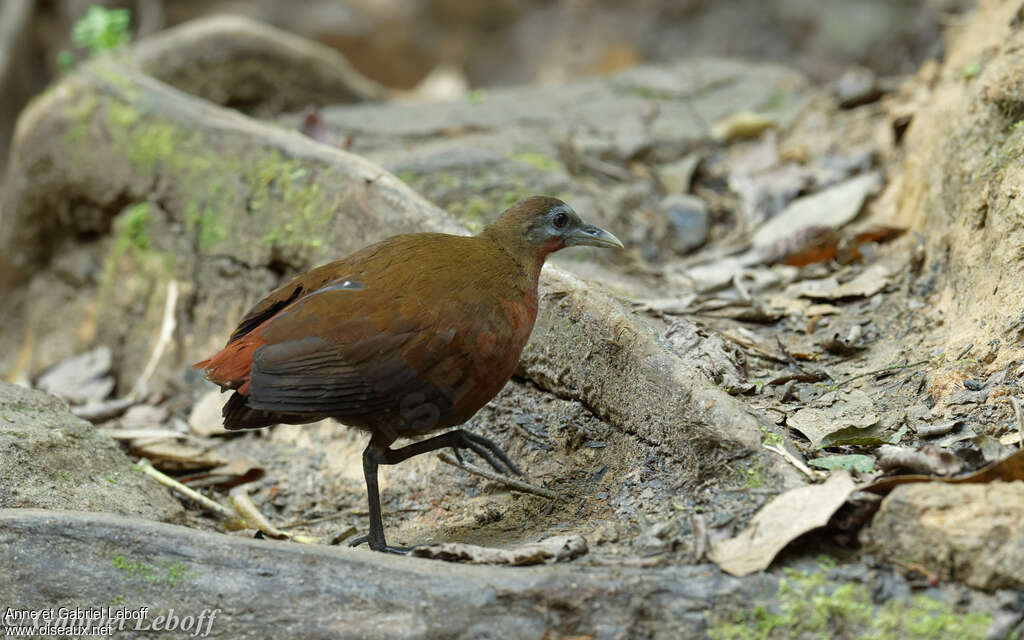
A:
[861,481,1024,591]
[658,154,701,195]
[35,346,115,404]
[0,383,183,521]
[834,66,883,108]
[127,14,387,115]
[662,194,710,255]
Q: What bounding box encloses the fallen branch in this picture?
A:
[132,280,178,399]
[763,443,823,480]
[135,457,236,521]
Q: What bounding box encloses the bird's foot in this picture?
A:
[454,431,523,477]
[347,534,412,555]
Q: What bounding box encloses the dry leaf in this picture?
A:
[787,390,879,448]
[710,471,856,576]
[864,448,1024,495]
[189,389,229,437]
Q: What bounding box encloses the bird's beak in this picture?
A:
[564,224,624,249]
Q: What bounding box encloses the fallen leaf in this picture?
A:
[710,471,856,576]
[412,535,587,565]
[189,390,229,437]
[787,390,879,448]
[809,454,876,473]
[752,172,882,249]
[864,448,1024,495]
[711,111,777,142]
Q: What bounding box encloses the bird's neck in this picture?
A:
[479,234,548,292]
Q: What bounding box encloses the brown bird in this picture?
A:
[195,196,622,552]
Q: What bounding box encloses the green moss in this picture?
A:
[106,99,141,128]
[708,568,990,640]
[110,554,198,587]
[508,150,562,172]
[963,61,981,80]
[467,89,487,105]
[737,462,765,489]
[64,92,99,145]
[760,426,784,448]
[119,203,150,250]
[396,170,419,184]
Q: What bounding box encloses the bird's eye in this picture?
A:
[553,212,569,229]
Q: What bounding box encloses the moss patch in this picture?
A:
[708,567,991,640]
[110,553,198,587]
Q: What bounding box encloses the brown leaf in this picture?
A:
[864,447,1024,496]
[709,471,856,576]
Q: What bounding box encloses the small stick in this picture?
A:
[954,344,974,361]
[513,421,553,450]
[438,452,557,500]
[133,280,178,398]
[135,458,235,520]
[763,444,823,480]
[835,359,931,389]
[691,513,708,563]
[1012,397,1024,450]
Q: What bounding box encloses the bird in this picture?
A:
[194,196,622,552]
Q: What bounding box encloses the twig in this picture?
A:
[438,452,557,500]
[513,422,553,450]
[135,458,235,520]
[955,344,974,361]
[835,359,931,389]
[763,444,823,480]
[691,513,708,563]
[132,280,178,399]
[1012,397,1024,451]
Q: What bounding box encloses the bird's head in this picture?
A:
[481,196,623,267]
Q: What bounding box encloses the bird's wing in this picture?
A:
[227,262,356,343]
[243,281,472,424]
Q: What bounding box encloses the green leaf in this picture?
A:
[808,454,875,473]
[72,6,132,56]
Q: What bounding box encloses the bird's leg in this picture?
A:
[348,430,521,553]
[347,435,410,554]
[382,429,522,476]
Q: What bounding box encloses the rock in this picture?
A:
[834,66,883,108]
[0,509,784,639]
[658,154,700,195]
[662,194,710,255]
[34,346,115,404]
[861,482,1024,591]
[0,382,182,521]
[127,14,387,115]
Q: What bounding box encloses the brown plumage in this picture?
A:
[195,196,622,551]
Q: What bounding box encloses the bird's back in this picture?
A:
[197,232,539,435]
